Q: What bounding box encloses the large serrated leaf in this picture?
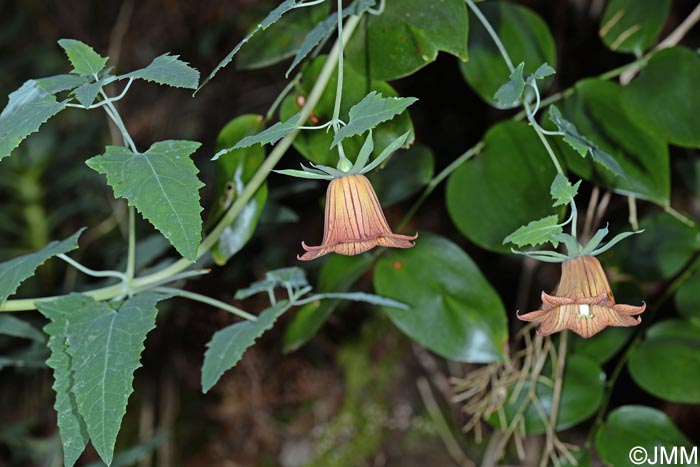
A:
[86,141,204,260]
[58,39,108,76]
[332,92,417,147]
[197,0,299,92]
[121,54,200,89]
[0,80,68,161]
[217,112,300,154]
[0,229,83,304]
[38,295,92,467]
[35,74,89,94]
[202,301,290,393]
[40,292,167,466]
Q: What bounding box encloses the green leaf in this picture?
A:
[622,46,700,148]
[503,215,562,248]
[35,73,89,94]
[460,1,555,108]
[332,92,417,147]
[57,39,108,76]
[208,115,268,265]
[0,315,45,342]
[606,212,699,281]
[73,80,104,108]
[121,54,200,89]
[675,269,700,321]
[197,0,299,92]
[489,355,605,434]
[548,79,669,205]
[280,56,414,166]
[571,327,632,364]
[218,112,300,154]
[446,121,557,253]
[86,141,204,260]
[493,62,525,108]
[532,63,556,80]
[369,144,434,207]
[0,229,83,304]
[548,105,626,179]
[283,254,374,353]
[628,320,700,403]
[202,301,290,393]
[600,0,672,54]
[373,233,507,363]
[595,406,693,467]
[237,1,330,71]
[550,173,580,207]
[40,297,89,467]
[0,80,68,161]
[346,0,469,81]
[38,292,167,466]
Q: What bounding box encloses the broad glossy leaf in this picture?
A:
[504,215,561,248]
[0,315,45,342]
[280,56,413,166]
[675,269,700,321]
[622,47,700,148]
[0,80,67,161]
[332,92,417,147]
[629,320,700,403]
[86,141,204,260]
[197,0,298,91]
[446,121,557,253]
[600,0,672,54]
[549,79,670,205]
[238,1,329,71]
[606,212,699,282]
[489,355,605,434]
[58,39,108,76]
[0,228,82,304]
[369,144,434,207]
[38,292,166,466]
[373,233,507,363]
[595,406,693,467]
[346,0,468,81]
[202,301,290,393]
[122,54,199,89]
[460,1,555,108]
[208,115,268,265]
[283,254,374,352]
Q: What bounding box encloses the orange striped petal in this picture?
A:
[298,174,417,261]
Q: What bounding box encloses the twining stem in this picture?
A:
[464,0,565,176]
[99,86,138,153]
[333,0,351,168]
[57,254,126,281]
[0,14,362,312]
[154,286,257,321]
[126,205,136,283]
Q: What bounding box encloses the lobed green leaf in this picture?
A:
[503,215,562,248]
[58,39,108,76]
[121,54,200,89]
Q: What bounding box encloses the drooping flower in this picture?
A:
[298,174,417,261]
[518,255,645,338]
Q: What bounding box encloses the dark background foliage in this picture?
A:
[1,1,699,466]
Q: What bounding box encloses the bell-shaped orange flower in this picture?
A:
[518,256,645,338]
[299,174,417,261]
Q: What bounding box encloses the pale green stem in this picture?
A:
[154,286,257,321]
[465,0,564,176]
[126,205,136,282]
[99,86,138,153]
[57,254,126,281]
[333,0,351,168]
